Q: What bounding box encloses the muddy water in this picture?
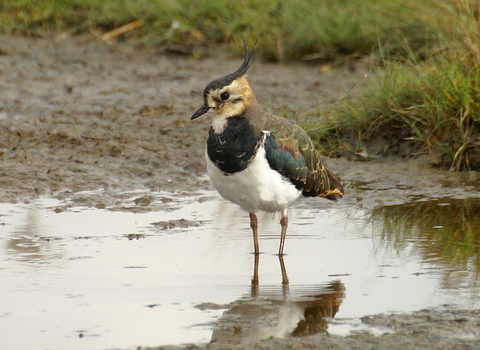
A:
[1,189,479,349]
[1,36,480,349]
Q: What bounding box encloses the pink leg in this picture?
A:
[251,253,259,293]
[278,215,288,256]
[279,255,290,285]
[249,213,259,255]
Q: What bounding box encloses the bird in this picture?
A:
[191,41,344,256]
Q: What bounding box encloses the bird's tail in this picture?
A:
[322,167,344,201]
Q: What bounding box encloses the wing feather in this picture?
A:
[263,116,344,199]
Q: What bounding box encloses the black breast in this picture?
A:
[207,115,262,174]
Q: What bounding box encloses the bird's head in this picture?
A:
[191,41,257,125]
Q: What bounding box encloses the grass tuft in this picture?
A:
[307,2,480,170]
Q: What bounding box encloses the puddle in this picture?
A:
[0,193,479,349]
[370,198,480,292]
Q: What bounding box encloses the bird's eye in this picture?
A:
[220,92,230,100]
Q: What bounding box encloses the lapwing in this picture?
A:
[191,42,344,256]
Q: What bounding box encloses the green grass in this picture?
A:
[306,2,480,170]
[0,0,459,60]
[308,49,480,170]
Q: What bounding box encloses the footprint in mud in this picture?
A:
[151,218,206,230]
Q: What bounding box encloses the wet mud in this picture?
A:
[1,35,480,350]
[156,309,480,350]
[0,35,368,206]
[199,309,480,350]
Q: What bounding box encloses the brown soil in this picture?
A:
[0,34,368,205]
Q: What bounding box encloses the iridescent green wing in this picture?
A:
[263,116,344,199]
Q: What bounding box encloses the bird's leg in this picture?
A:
[249,213,259,255]
[278,215,288,256]
[278,254,290,286]
[251,253,259,294]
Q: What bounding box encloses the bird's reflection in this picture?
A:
[6,208,61,263]
[6,209,42,260]
[290,280,344,337]
[212,255,345,344]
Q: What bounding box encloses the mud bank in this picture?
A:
[0,35,368,205]
[155,308,480,350]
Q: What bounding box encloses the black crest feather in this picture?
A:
[232,37,258,78]
[202,37,259,99]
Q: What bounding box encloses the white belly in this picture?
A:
[206,146,302,214]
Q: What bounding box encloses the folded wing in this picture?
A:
[263,116,344,199]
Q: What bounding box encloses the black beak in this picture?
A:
[191,104,210,120]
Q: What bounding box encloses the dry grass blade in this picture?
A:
[100,19,145,42]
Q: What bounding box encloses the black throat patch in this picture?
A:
[207,115,262,174]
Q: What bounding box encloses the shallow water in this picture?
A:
[1,191,479,349]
